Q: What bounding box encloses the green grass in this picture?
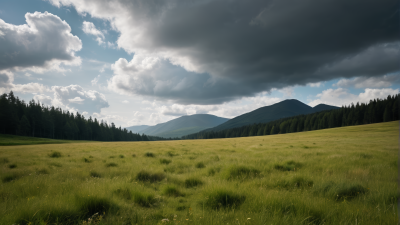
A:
[0,121,397,224]
[160,158,172,165]
[49,151,62,158]
[0,134,92,146]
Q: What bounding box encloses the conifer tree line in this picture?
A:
[182,94,400,140]
[0,91,150,141]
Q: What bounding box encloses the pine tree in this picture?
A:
[392,98,399,120]
[270,126,276,135]
[19,115,31,136]
[383,105,391,122]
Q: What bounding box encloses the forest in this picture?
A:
[0,91,150,142]
[182,94,400,139]
[1,91,398,142]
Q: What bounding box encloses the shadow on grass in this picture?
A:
[15,196,118,225]
[203,189,246,210]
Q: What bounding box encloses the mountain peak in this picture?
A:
[209,99,337,131]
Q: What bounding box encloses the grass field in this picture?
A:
[0,121,398,224]
[0,134,92,146]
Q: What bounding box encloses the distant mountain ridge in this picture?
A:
[205,99,339,132]
[125,100,338,139]
[125,125,150,133]
[136,114,229,138]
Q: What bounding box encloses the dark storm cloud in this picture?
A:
[53,0,399,104]
[150,0,398,80]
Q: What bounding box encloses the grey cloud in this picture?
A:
[334,74,400,89]
[108,58,267,104]
[52,85,109,114]
[53,0,398,104]
[0,11,82,72]
[0,72,12,89]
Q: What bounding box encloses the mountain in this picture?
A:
[140,114,229,138]
[151,126,210,139]
[125,125,150,133]
[207,99,339,132]
[313,104,340,112]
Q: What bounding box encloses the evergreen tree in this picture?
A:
[19,115,31,136]
[270,126,276,135]
[383,105,391,122]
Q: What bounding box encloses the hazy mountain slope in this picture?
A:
[152,126,208,139]
[125,125,150,133]
[141,114,229,136]
[313,104,340,112]
[209,99,338,131]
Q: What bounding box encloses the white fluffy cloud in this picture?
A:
[0,11,82,73]
[307,82,323,88]
[126,111,146,126]
[13,83,50,94]
[33,94,53,105]
[0,71,50,94]
[52,85,109,114]
[82,21,105,45]
[334,75,400,89]
[308,88,399,107]
[91,75,100,86]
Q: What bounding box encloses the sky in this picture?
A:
[0,0,399,127]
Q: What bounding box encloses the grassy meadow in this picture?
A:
[0,121,398,224]
[0,134,92,146]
